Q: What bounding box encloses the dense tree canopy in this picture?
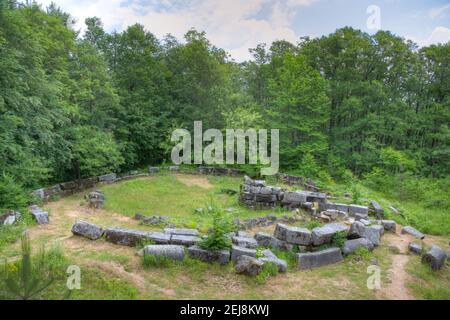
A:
[0,1,448,206]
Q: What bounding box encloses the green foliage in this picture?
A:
[0,173,29,211]
[1,233,69,300]
[350,247,372,262]
[254,262,279,285]
[305,220,322,230]
[331,231,347,250]
[199,207,234,251]
[68,126,124,178]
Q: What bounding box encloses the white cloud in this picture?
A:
[406,26,450,47]
[36,0,316,61]
[424,26,450,46]
[429,3,450,19]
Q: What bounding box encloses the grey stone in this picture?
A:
[29,205,49,225]
[370,200,384,218]
[170,234,201,246]
[319,202,351,214]
[402,226,425,239]
[71,220,103,240]
[259,257,288,273]
[254,232,279,247]
[188,245,230,265]
[323,209,348,220]
[354,213,367,221]
[147,232,172,244]
[311,223,348,246]
[148,166,159,173]
[348,204,369,217]
[359,219,372,226]
[43,185,61,198]
[104,227,149,246]
[32,188,45,200]
[231,245,256,262]
[422,245,447,270]
[235,255,264,276]
[169,166,179,171]
[235,231,251,238]
[253,180,266,187]
[3,215,15,225]
[259,249,287,273]
[142,215,169,225]
[342,238,374,255]
[143,244,185,261]
[364,225,383,246]
[86,191,105,209]
[282,191,307,205]
[408,242,422,255]
[297,247,343,270]
[349,221,366,238]
[98,173,117,182]
[164,228,199,236]
[274,223,311,245]
[381,220,396,232]
[232,236,258,249]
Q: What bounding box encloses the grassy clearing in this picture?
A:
[100,174,292,232]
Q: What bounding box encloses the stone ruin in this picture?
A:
[239,175,327,210]
[276,173,320,192]
[85,190,105,209]
[197,166,244,176]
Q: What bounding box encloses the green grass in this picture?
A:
[406,256,450,300]
[100,174,292,231]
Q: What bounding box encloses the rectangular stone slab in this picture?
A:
[231,245,256,262]
[311,223,348,246]
[164,228,199,236]
[297,247,343,270]
[170,234,201,246]
[143,245,185,261]
[232,236,258,249]
[274,223,311,245]
[71,220,103,240]
[104,227,149,246]
[147,232,171,244]
[188,245,230,264]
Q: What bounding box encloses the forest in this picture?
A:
[0,1,449,218]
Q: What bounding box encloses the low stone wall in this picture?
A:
[197,166,244,176]
[277,173,320,192]
[31,172,152,202]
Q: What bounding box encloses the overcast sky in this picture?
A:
[36,0,450,61]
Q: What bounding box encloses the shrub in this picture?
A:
[331,231,347,250]
[199,207,233,251]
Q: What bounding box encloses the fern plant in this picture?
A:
[3,233,56,300]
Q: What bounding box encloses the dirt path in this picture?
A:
[377,226,415,300]
[175,174,213,189]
